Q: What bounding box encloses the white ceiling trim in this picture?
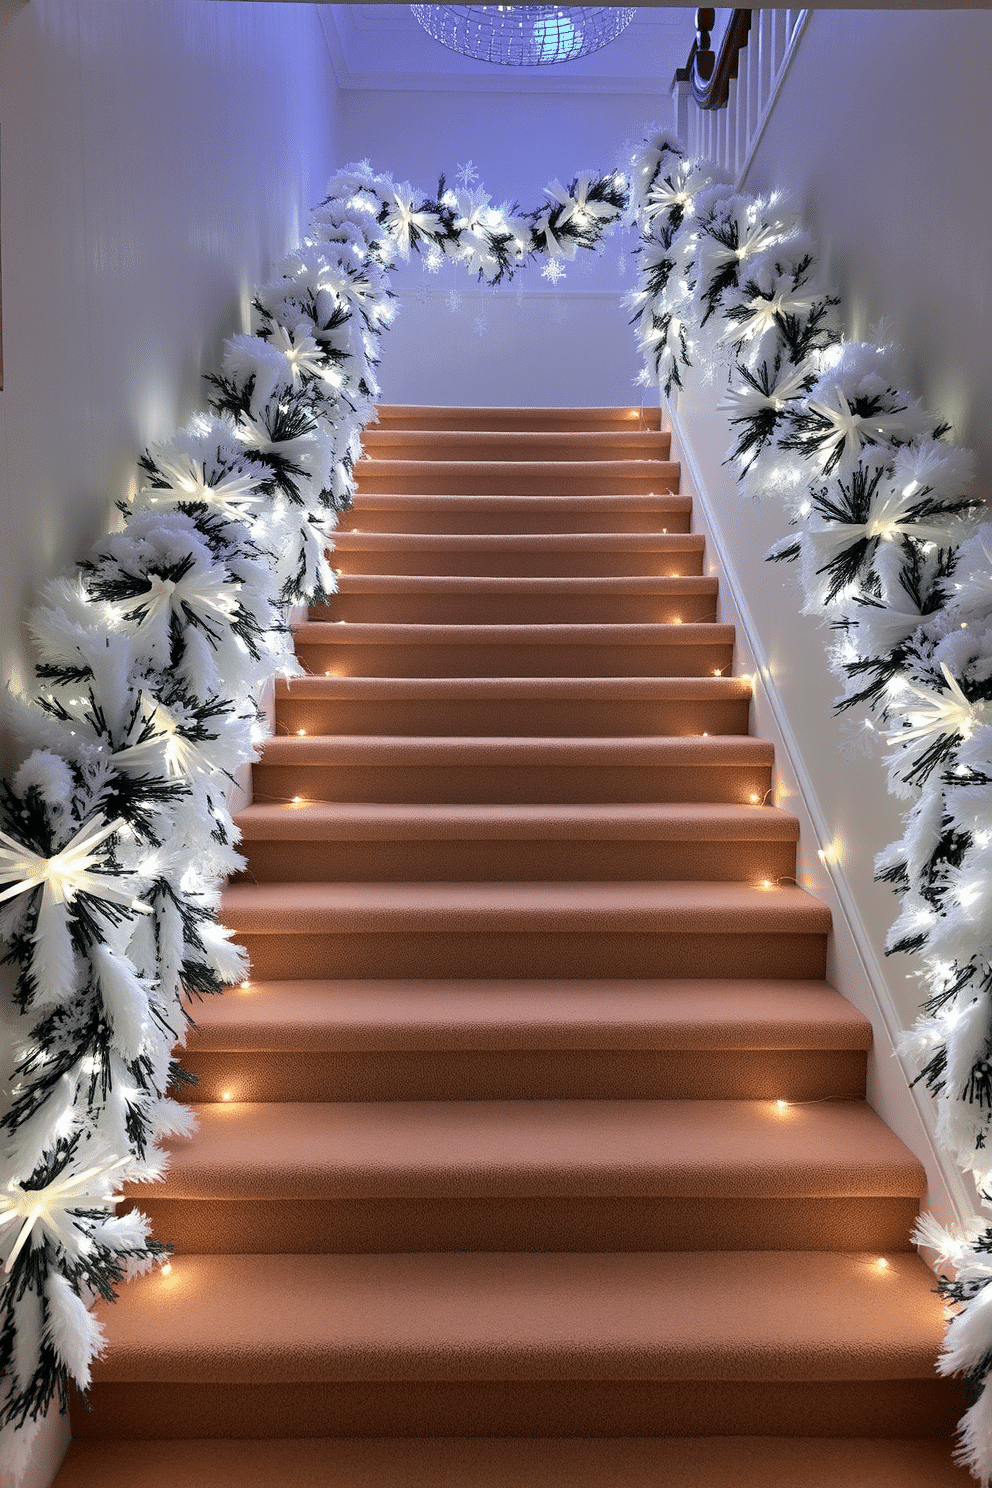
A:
[319,5,691,95]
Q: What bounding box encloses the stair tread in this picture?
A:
[373,404,662,428]
[88,1249,945,1383]
[353,458,679,475]
[350,490,684,506]
[220,879,831,933]
[137,1098,923,1201]
[187,978,872,1052]
[234,802,799,841]
[292,620,734,645]
[257,734,774,764]
[275,675,749,698]
[360,430,669,456]
[51,1435,974,1488]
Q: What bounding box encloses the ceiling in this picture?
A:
[319,5,696,93]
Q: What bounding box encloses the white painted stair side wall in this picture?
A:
[666,375,973,1237]
[0,4,343,1484]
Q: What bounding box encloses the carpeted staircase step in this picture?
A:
[74,1250,961,1439]
[233,801,798,883]
[371,403,662,433]
[51,1434,980,1488]
[274,676,752,737]
[331,529,705,576]
[178,977,872,1103]
[360,428,672,465]
[310,573,719,625]
[251,734,774,805]
[341,491,688,534]
[353,458,679,497]
[129,1096,923,1254]
[290,620,734,679]
[220,879,830,980]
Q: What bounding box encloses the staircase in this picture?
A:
[56,405,970,1487]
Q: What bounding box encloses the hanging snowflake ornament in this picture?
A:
[455,160,479,189]
[541,258,566,286]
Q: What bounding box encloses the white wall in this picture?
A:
[338,86,669,406]
[669,9,992,1228]
[0,0,342,734]
[0,4,340,1483]
[741,7,992,478]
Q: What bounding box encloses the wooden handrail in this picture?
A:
[676,8,752,111]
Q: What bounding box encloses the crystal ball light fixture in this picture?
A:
[410,6,637,67]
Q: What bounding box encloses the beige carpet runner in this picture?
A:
[56,406,969,1486]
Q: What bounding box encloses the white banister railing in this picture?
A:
[672,9,809,185]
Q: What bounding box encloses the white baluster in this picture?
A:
[757,9,773,118]
[745,23,760,156]
[772,8,788,74]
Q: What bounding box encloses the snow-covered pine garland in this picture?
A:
[625,129,992,1483]
[0,160,626,1474]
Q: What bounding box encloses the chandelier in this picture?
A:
[410,6,637,67]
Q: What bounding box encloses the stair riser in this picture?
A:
[236,837,798,885]
[251,761,774,806]
[135,1194,918,1256]
[178,1047,869,1104]
[346,508,690,536]
[292,639,735,680]
[371,408,663,433]
[45,1435,992,1488]
[311,592,719,624]
[354,464,679,497]
[273,697,752,738]
[74,1377,965,1440]
[332,548,704,578]
[232,930,828,982]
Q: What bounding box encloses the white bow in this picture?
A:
[887,663,990,747]
[0,816,150,915]
[806,389,910,467]
[113,696,215,780]
[139,452,262,521]
[0,1153,130,1272]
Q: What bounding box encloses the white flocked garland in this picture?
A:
[1,131,992,1482]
